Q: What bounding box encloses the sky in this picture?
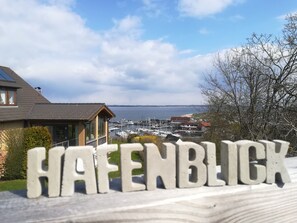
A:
[0,0,297,105]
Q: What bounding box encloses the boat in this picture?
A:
[116,131,129,138]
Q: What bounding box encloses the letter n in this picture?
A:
[144,143,176,190]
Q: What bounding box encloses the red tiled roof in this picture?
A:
[201,121,211,127]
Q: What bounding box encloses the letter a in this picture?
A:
[61,146,97,196]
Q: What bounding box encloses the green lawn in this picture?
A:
[108,147,144,178]
[0,179,27,192]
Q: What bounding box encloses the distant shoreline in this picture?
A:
[108,105,207,121]
[108,105,207,107]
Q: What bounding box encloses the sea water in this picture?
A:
[109,105,207,121]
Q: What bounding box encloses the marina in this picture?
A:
[109,117,206,140]
[108,105,208,140]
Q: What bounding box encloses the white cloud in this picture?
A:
[178,0,240,18]
[0,0,100,93]
[229,14,244,21]
[141,0,164,17]
[277,11,297,20]
[111,15,142,35]
[199,28,210,35]
[46,0,76,8]
[0,0,214,105]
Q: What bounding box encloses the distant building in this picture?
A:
[200,121,211,132]
[170,116,191,124]
[0,66,115,149]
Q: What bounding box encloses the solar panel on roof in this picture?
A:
[0,68,15,82]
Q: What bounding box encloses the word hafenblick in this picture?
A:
[27,140,291,198]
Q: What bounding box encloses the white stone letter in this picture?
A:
[61,146,97,196]
[177,142,206,188]
[259,140,291,183]
[120,143,145,192]
[201,142,225,186]
[236,140,266,185]
[220,141,237,185]
[144,143,176,190]
[96,144,119,193]
[27,147,65,198]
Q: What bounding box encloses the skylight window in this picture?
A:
[0,68,15,82]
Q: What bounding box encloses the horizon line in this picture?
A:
[107,104,208,107]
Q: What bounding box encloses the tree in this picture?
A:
[202,14,297,155]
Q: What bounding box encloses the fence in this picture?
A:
[52,135,107,148]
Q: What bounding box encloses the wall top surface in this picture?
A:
[1,157,297,223]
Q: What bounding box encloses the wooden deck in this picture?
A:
[1,157,297,223]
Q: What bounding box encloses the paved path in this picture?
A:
[1,157,297,223]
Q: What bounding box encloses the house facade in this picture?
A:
[0,66,115,149]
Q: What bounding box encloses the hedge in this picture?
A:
[2,129,24,180]
[21,127,52,178]
[3,126,52,180]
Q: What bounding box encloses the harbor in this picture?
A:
[109,115,209,141]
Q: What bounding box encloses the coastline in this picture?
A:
[109,105,206,122]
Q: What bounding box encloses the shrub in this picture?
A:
[3,126,51,180]
[3,129,24,180]
[0,150,7,178]
[0,134,9,178]
[131,135,163,160]
[21,127,52,178]
[132,135,162,147]
[127,134,139,143]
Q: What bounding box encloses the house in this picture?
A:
[170,116,191,124]
[0,66,115,149]
[200,121,211,132]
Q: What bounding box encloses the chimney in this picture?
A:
[34,87,42,94]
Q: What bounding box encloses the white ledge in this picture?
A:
[0,105,18,108]
[1,157,297,223]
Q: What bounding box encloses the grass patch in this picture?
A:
[0,179,26,192]
[108,145,144,178]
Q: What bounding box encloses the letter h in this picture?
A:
[27,147,65,198]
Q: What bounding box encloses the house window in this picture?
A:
[0,90,6,104]
[85,120,96,142]
[0,88,16,106]
[98,117,105,136]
